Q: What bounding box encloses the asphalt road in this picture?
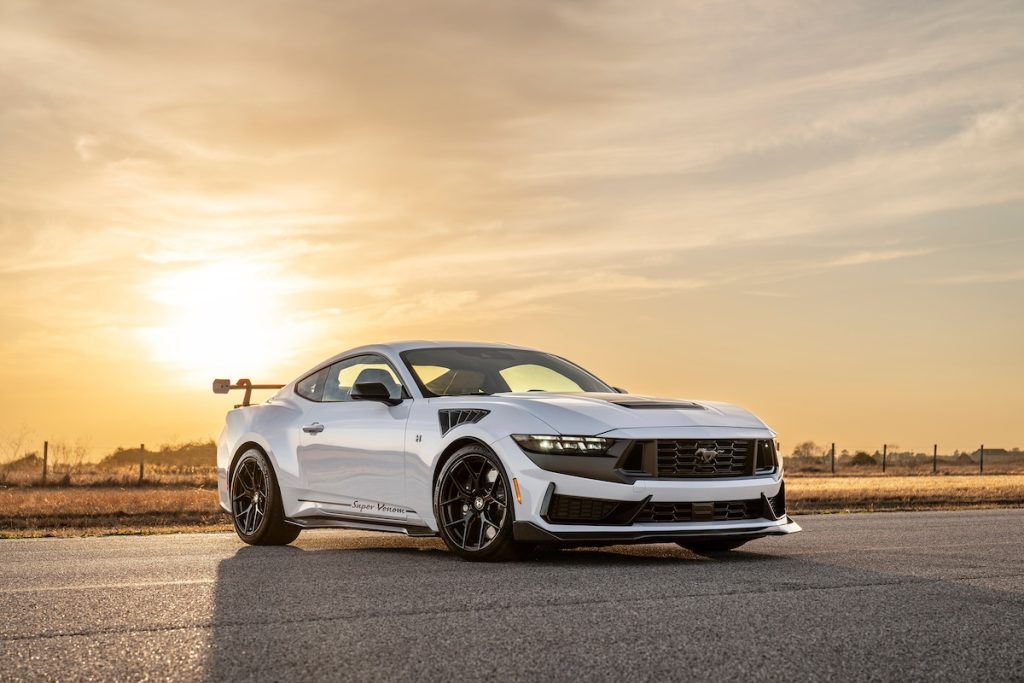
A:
[2,510,1023,682]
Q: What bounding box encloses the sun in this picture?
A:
[141,261,310,385]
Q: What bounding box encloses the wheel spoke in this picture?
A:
[242,465,255,490]
[473,461,488,490]
[459,511,472,548]
[451,478,473,497]
[235,502,252,526]
[455,459,475,484]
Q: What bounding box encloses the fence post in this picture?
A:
[42,440,48,485]
[882,444,887,473]
[831,442,836,475]
[139,443,145,485]
[980,444,984,475]
[933,444,937,474]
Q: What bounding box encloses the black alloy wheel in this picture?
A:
[435,446,532,561]
[231,455,267,536]
[229,448,301,546]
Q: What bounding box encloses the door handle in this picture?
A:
[302,422,324,434]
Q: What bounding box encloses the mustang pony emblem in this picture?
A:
[695,447,719,464]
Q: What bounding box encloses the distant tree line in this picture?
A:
[101,441,216,468]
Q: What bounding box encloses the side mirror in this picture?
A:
[350,382,402,406]
[613,386,628,394]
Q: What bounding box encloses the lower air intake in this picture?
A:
[634,500,762,523]
[546,494,623,524]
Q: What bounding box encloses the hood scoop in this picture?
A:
[606,397,705,410]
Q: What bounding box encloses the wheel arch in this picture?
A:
[229,440,270,484]
[431,436,494,492]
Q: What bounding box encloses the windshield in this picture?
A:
[400,347,613,397]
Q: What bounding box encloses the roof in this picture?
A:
[312,340,536,370]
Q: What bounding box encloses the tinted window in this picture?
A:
[401,347,611,397]
[295,367,329,402]
[323,354,405,402]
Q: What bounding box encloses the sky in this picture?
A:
[1,0,1022,459]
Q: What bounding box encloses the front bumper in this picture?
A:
[492,434,800,545]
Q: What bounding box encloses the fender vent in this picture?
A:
[438,409,490,436]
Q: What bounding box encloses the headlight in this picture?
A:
[512,434,617,456]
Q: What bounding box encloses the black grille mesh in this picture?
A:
[656,439,752,477]
[547,494,621,524]
[634,500,762,523]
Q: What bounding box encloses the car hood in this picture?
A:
[489,392,769,435]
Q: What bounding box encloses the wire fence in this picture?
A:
[0,440,218,488]
[785,443,1024,476]
[4,437,1024,487]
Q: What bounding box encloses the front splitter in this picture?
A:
[512,517,802,544]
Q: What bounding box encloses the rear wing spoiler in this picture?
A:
[212,378,285,407]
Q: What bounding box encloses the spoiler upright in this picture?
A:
[212,378,285,407]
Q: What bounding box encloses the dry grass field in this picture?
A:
[0,464,216,488]
[786,475,1024,513]
[0,487,229,538]
[1,474,1022,538]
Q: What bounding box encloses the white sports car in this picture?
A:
[214,341,800,561]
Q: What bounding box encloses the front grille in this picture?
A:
[656,439,753,477]
[547,494,622,524]
[634,499,762,523]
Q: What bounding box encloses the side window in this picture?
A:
[295,367,329,402]
[323,354,405,402]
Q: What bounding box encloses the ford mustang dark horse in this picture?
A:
[214,341,799,561]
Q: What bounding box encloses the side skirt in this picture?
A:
[289,513,436,538]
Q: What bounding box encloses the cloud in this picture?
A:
[0,0,1021,396]
[826,249,934,268]
[933,270,1024,285]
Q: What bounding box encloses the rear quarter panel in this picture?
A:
[216,398,305,513]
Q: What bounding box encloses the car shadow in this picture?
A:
[202,526,1024,681]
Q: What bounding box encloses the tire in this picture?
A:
[434,445,533,562]
[230,447,301,546]
[676,538,749,554]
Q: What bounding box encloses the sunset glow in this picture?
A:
[141,262,311,383]
[0,0,1021,457]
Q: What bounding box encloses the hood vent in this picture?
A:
[438,409,490,435]
[609,399,705,410]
